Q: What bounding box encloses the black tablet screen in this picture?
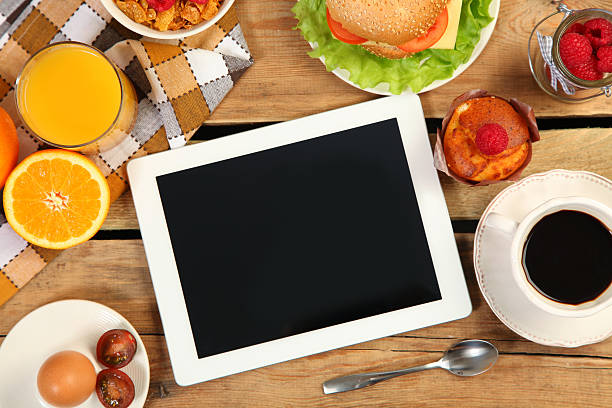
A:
[157,119,441,359]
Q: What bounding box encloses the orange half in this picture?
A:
[3,149,110,249]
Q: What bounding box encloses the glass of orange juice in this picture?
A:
[15,41,138,154]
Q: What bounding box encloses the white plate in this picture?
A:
[0,300,150,408]
[310,0,500,95]
[474,170,612,347]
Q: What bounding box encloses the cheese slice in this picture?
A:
[430,0,463,49]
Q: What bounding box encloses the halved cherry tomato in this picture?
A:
[96,329,137,369]
[326,8,367,45]
[398,8,449,53]
[96,369,135,408]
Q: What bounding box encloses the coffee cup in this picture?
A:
[484,196,612,318]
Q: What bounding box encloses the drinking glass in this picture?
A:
[15,41,138,153]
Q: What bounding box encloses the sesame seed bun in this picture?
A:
[361,42,412,59]
[327,0,449,46]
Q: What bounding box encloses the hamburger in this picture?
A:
[326,0,462,59]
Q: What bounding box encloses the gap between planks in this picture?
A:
[103,127,612,230]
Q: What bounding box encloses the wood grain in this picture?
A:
[207,0,612,124]
[103,127,612,230]
[117,336,612,407]
[2,235,611,407]
[2,237,611,358]
[4,0,612,404]
[438,126,612,219]
[3,280,612,408]
[1,334,610,407]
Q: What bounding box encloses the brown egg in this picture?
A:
[37,350,96,408]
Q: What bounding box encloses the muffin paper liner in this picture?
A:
[433,89,541,186]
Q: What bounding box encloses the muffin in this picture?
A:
[434,90,540,185]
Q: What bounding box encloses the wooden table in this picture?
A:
[2,0,612,406]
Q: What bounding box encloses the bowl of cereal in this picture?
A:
[100,0,235,39]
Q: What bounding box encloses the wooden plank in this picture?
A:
[438,126,612,219]
[2,237,611,359]
[1,236,611,407]
[0,240,162,335]
[141,342,612,407]
[2,334,610,407]
[102,127,612,230]
[208,0,612,124]
[103,190,138,230]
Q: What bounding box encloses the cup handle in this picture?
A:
[484,213,519,237]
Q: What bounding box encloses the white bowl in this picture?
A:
[100,0,236,39]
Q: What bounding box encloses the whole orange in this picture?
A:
[0,107,18,189]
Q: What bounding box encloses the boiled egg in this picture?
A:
[37,350,96,407]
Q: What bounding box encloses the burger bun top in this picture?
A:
[326,0,449,46]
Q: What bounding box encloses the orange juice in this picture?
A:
[16,42,138,152]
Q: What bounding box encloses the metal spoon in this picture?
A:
[323,339,498,395]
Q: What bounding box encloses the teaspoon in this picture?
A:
[323,339,498,394]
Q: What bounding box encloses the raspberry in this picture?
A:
[567,23,586,34]
[559,33,592,69]
[475,123,508,156]
[146,0,175,12]
[584,18,612,49]
[596,46,612,72]
[569,55,604,81]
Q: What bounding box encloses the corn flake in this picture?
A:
[116,0,147,24]
[181,3,201,25]
[202,0,220,21]
[114,0,224,31]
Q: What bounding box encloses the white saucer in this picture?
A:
[0,300,150,408]
[310,0,500,95]
[474,169,612,347]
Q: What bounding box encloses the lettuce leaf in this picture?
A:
[292,0,493,94]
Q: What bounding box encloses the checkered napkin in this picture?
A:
[536,31,575,95]
[0,0,253,307]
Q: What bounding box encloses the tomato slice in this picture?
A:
[398,8,449,53]
[96,329,137,369]
[96,369,135,408]
[326,8,367,45]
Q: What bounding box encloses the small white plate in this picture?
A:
[0,300,149,408]
[310,0,500,95]
[474,170,612,347]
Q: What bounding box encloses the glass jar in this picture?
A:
[528,2,612,103]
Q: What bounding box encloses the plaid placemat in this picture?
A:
[0,0,253,307]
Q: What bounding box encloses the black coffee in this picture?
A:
[522,210,612,305]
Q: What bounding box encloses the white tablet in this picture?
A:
[127,94,471,386]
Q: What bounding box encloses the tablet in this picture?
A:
[127,94,471,386]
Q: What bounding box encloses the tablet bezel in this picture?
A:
[127,94,471,386]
